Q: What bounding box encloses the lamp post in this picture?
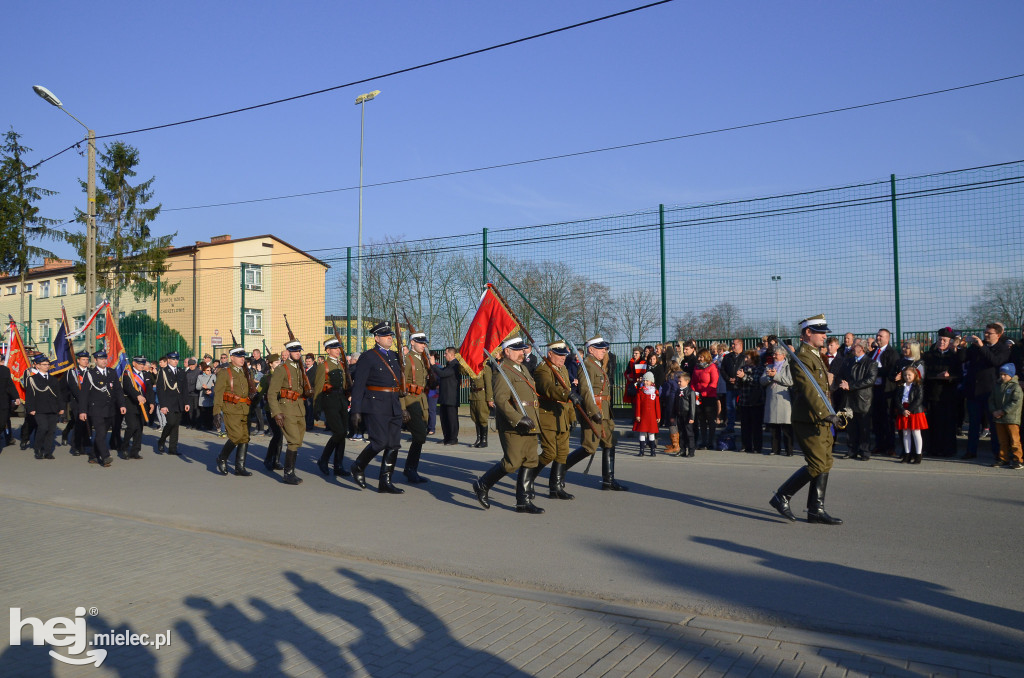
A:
[771,275,782,336]
[33,85,97,351]
[354,89,380,351]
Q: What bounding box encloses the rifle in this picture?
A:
[486,284,601,440]
[283,314,313,399]
[403,309,437,390]
[392,306,408,395]
[230,330,259,396]
[329,315,353,391]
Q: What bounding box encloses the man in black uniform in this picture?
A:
[434,346,461,445]
[61,351,91,449]
[315,338,351,477]
[120,356,155,459]
[25,354,63,460]
[348,321,406,494]
[156,351,189,455]
[79,350,127,467]
[0,360,20,449]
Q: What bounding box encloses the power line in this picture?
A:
[161,72,1024,213]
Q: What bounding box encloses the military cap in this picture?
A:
[32,354,50,364]
[267,353,280,363]
[369,321,394,337]
[410,332,427,344]
[229,346,247,357]
[937,326,955,339]
[75,350,91,359]
[93,350,108,359]
[585,336,609,350]
[799,314,831,334]
[284,340,303,352]
[132,356,148,364]
[547,340,570,356]
[502,336,527,351]
[166,351,180,360]
[324,338,341,349]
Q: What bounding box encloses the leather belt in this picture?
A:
[471,386,484,392]
[520,400,538,408]
[368,385,401,393]
[594,395,607,403]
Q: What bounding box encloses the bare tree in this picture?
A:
[958,277,1024,331]
[614,290,659,345]
[570,278,615,343]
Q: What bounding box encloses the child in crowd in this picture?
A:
[894,365,927,464]
[670,372,697,457]
[989,363,1022,469]
[633,372,661,457]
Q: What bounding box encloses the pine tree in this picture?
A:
[0,128,64,333]
[70,140,177,318]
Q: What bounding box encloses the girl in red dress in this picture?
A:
[623,348,645,406]
[894,366,928,464]
[633,372,661,456]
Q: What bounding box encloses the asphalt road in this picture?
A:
[2,418,1021,662]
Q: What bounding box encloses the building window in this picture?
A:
[38,319,50,343]
[73,315,86,343]
[243,308,263,334]
[97,314,105,335]
[25,283,32,293]
[56,278,68,296]
[38,281,50,298]
[75,280,86,294]
[4,285,15,296]
[243,264,263,291]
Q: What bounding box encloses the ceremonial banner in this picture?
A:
[98,302,129,377]
[456,285,519,377]
[66,301,105,341]
[5,316,29,401]
[51,305,74,376]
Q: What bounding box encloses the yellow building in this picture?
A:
[0,234,328,358]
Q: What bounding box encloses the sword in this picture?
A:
[483,347,530,422]
[782,342,850,430]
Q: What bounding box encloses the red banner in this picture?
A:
[456,286,519,377]
[5,316,29,401]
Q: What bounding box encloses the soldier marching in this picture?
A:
[267,339,311,485]
[214,344,256,476]
[315,338,351,478]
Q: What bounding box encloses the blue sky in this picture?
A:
[5,0,1023,262]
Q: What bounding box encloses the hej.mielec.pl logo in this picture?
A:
[10,607,172,667]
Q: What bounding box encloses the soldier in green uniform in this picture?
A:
[769,314,843,525]
[268,340,310,485]
[400,332,432,483]
[471,337,544,514]
[468,362,493,448]
[530,340,577,500]
[565,336,628,491]
[315,338,351,477]
[214,345,255,476]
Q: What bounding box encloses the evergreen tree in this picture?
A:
[0,128,64,331]
[71,141,177,319]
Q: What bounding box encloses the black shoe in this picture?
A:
[515,503,546,514]
[20,443,29,450]
[70,451,82,456]
[34,452,43,459]
[350,466,367,489]
[403,470,429,484]
[601,448,629,491]
[317,456,330,476]
[515,467,544,513]
[770,467,813,522]
[234,444,252,476]
[282,472,303,485]
[473,462,507,510]
[157,441,166,454]
[473,480,491,509]
[378,449,405,494]
[910,454,922,465]
[548,462,574,500]
[44,453,55,460]
[898,454,909,463]
[333,466,350,477]
[769,493,796,521]
[806,473,843,525]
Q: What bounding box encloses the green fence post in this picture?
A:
[659,204,667,343]
[482,227,489,287]
[155,273,161,358]
[27,294,32,345]
[890,174,902,343]
[239,263,246,350]
[346,246,352,353]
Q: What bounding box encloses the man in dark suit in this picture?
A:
[156,351,189,455]
[869,329,900,456]
[25,355,63,460]
[79,350,127,467]
[835,341,878,460]
[433,347,462,445]
[0,360,20,448]
[61,351,91,453]
[348,321,406,494]
[121,356,155,459]
[523,346,539,374]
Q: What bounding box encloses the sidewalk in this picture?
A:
[1,495,1019,677]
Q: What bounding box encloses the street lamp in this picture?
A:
[33,85,97,351]
[771,275,782,336]
[355,89,380,351]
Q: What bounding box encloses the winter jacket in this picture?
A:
[737,364,764,407]
[988,376,1022,426]
[691,363,719,399]
[964,338,1012,398]
[721,351,746,390]
[672,385,697,423]
[632,383,661,433]
[895,382,926,415]
[760,359,793,424]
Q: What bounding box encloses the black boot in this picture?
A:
[648,439,657,457]
[548,461,574,500]
[515,467,544,514]
[402,442,428,484]
[637,439,645,457]
[282,450,303,485]
[565,447,589,469]
[601,447,628,491]
[806,472,843,525]
[479,426,488,448]
[471,424,483,448]
[216,441,235,476]
[234,443,252,476]
[472,462,508,509]
[349,444,376,489]
[525,461,547,500]
[378,448,405,494]
[332,438,349,476]
[769,466,813,522]
[318,439,335,476]
[263,444,281,472]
